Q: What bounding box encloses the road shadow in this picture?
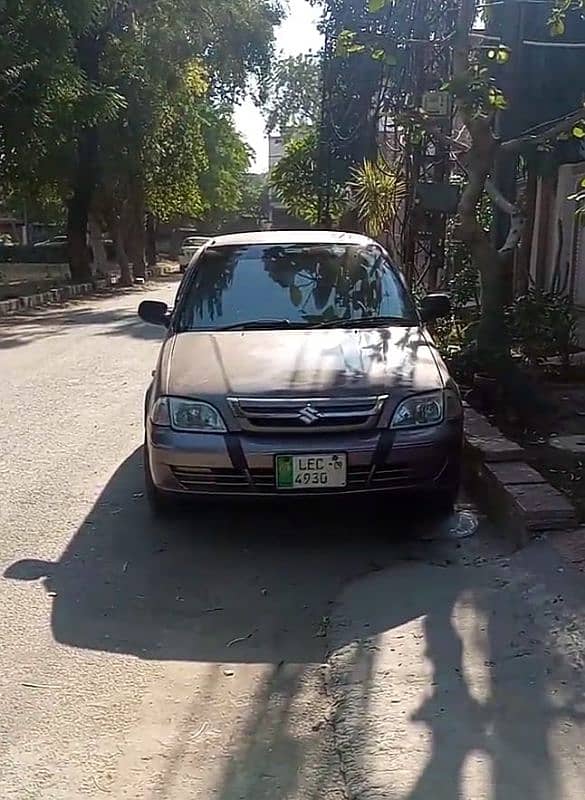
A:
[7,447,554,799]
[4,447,480,665]
[328,549,585,800]
[0,276,181,350]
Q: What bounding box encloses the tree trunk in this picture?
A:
[68,35,101,284]
[88,214,107,277]
[67,204,92,283]
[67,135,95,284]
[146,212,157,267]
[474,240,511,366]
[515,165,538,296]
[126,186,146,280]
[113,218,132,287]
[491,150,518,307]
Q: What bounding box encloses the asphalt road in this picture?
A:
[2,280,583,800]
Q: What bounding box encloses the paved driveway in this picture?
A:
[1,282,583,800]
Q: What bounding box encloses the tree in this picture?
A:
[0,0,284,281]
[236,173,266,225]
[263,53,321,136]
[317,0,388,195]
[0,0,125,281]
[342,0,585,376]
[199,105,254,218]
[83,0,282,280]
[1,0,131,280]
[270,131,344,224]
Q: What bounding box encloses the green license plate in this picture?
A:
[275,453,347,490]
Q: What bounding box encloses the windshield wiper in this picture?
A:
[315,315,416,329]
[218,319,303,331]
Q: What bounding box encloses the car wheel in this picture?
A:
[144,444,175,517]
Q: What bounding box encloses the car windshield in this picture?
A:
[176,242,418,331]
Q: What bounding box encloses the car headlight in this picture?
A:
[151,397,227,432]
[390,391,445,429]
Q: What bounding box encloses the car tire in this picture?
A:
[144,444,175,517]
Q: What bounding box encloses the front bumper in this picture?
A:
[146,421,463,497]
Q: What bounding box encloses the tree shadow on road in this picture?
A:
[0,278,180,349]
[3,446,439,798]
[329,554,585,800]
[8,445,583,799]
[4,447,436,664]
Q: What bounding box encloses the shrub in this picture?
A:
[509,289,577,370]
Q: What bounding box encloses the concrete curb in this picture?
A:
[0,280,107,316]
[0,263,176,317]
[464,404,578,544]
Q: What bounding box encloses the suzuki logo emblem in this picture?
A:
[298,404,322,426]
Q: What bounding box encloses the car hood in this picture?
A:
[162,328,445,399]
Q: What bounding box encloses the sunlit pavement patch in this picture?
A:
[328,549,585,800]
[549,434,585,455]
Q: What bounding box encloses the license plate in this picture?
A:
[275,453,347,490]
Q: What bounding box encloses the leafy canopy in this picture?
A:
[270,131,344,224]
[263,53,321,136]
[0,0,283,222]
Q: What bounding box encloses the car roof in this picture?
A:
[206,230,375,248]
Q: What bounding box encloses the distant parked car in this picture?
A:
[34,235,68,247]
[179,236,209,272]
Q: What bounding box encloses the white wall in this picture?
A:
[531,162,585,305]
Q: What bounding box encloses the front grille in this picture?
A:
[171,466,250,493]
[228,396,387,434]
[170,462,438,494]
[371,464,417,489]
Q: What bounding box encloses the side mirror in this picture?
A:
[420,293,451,323]
[139,300,170,327]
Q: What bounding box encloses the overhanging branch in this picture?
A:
[499,206,525,254]
[501,107,585,153]
[486,179,516,215]
[485,179,525,254]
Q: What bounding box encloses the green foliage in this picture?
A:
[270,131,344,224]
[235,173,266,221]
[431,260,481,377]
[198,105,253,217]
[367,0,391,11]
[264,53,321,135]
[348,159,406,237]
[509,289,577,368]
[1,0,282,229]
[548,0,584,36]
[197,0,284,100]
[434,283,578,380]
[317,0,391,199]
[336,30,365,57]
